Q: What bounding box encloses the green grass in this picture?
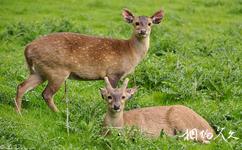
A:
[0,0,241,149]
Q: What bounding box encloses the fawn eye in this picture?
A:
[107,96,112,99]
[121,96,126,99]
[135,22,139,26]
[148,22,151,26]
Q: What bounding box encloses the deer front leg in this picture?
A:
[107,74,123,88]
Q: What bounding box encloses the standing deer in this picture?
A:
[101,77,215,143]
[15,9,164,113]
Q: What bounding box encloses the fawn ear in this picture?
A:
[151,9,164,24]
[122,8,134,23]
[126,86,137,100]
[99,88,107,99]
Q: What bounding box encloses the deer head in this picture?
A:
[100,77,137,113]
[122,8,164,38]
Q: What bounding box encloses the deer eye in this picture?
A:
[135,22,140,26]
[121,96,126,99]
[148,22,151,26]
[107,96,112,99]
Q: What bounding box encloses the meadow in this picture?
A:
[0,0,241,149]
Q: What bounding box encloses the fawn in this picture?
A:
[15,9,164,113]
[101,77,215,143]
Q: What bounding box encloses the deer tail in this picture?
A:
[24,45,35,74]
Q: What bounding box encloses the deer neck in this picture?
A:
[129,33,150,62]
[105,110,124,128]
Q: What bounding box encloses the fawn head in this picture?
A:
[122,8,164,38]
[100,77,137,113]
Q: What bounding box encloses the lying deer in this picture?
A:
[101,77,215,143]
[15,9,164,113]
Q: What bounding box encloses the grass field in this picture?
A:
[0,0,241,149]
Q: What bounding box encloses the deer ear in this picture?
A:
[99,88,107,99]
[122,8,134,23]
[126,87,137,99]
[151,9,164,24]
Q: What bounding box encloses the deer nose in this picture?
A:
[139,29,147,35]
[113,104,120,110]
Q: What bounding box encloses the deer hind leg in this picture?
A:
[15,74,44,113]
[42,73,69,112]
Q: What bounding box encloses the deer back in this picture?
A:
[25,32,137,79]
[167,105,215,134]
[123,105,214,138]
[123,106,174,137]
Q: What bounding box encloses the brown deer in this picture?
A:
[15,9,164,113]
[101,77,215,143]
